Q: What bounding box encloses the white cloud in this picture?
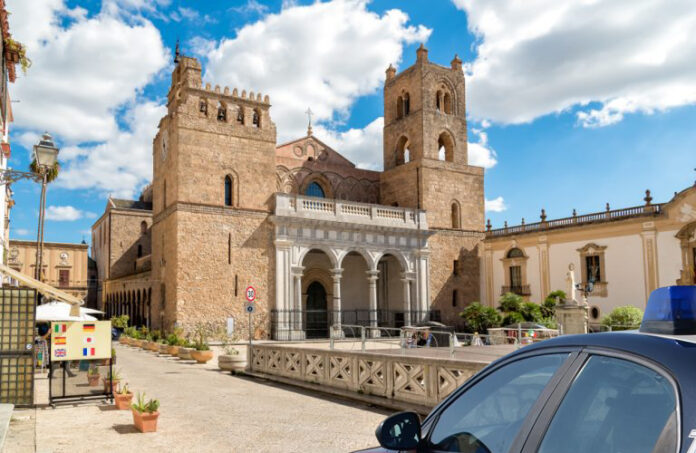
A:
[485,196,506,212]
[231,0,270,16]
[315,118,384,170]
[202,0,430,157]
[45,205,92,221]
[453,0,696,127]
[467,127,497,169]
[7,0,169,196]
[12,228,30,236]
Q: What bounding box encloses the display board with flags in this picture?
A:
[50,321,111,361]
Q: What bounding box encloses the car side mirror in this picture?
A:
[375,411,421,450]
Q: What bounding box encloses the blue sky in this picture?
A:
[5,0,696,247]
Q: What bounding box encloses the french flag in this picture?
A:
[82,348,95,357]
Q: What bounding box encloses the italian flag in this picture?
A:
[54,324,66,333]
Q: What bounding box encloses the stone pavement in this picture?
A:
[4,344,389,453]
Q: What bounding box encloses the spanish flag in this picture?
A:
[83,324,95,332]
[54,337,66,345]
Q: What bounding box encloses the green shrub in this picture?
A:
[459,302,502,333]
[542,290,565,318]
[131,392,160,414]
[520,302,542,322]
[502,312,525,326]
[601,306,643,331]
[498,292,524,313]
[111,315,129,329]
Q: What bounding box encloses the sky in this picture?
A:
[5,0,696,248]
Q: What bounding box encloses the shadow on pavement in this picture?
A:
[112,424,140,435]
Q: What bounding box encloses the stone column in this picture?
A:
[291,265,305,340]
[331,268,343,329]
[274,241,292,337]
[366,270,379,331]
[402,274,412,326]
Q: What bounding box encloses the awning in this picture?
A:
[0,263,84,316]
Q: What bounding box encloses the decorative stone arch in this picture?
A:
[300,172,333,199]
[437,130,456,162]
[216,100,227,122]
[223,169,240,207]
[375,249,410,273]
[236,105,245,125]
[396,96,404,120]
[297,246,339,269]
[252,108,261,128]
[450,199,461,229]
[337,248,376,271]
[434,78,457,115]
[676,221,696,284]
[301,269,334,300]
[395,135,411,166]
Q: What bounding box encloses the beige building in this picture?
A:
[482,185,696,325]
[94,46,484,337]
[7,239,90,299]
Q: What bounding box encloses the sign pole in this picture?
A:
[248,311,252,348]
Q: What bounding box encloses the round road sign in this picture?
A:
[244,302,256,314]
[245,286,256,302]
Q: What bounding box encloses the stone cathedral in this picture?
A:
[92,45,485,339]
[91,44,696,337]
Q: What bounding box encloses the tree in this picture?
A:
[601,306,643,331]
[459,302,502,333]
[498,292,523,313]
[30,159,60,182]
[520,302,542,322]
[542,290,565,318]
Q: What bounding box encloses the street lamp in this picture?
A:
[575,263,597,306]
[32,133,59,283]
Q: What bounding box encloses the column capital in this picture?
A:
[400,271,416,281]
[366,269,379,281]
[330,268,343,278]
[291,266,304,277]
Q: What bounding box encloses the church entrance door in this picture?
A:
[306,281,328,338]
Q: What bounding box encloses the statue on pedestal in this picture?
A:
[565,263,578,305]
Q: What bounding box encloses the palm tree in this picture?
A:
[29,158,59,182]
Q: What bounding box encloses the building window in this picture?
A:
[137,244,143,258]
[59,270,70,288]
[140,221,147,235]
[452,289,459,307]
[199,98,207,115]
[395,136,410,166]
[509,265,522,288]
[436,90,442,111]
[252,109,260,127]
[577,243,608,297]
[403,92,410,116]
[305,182,325,198]
[217,102,226,122]
[507,248,524,259]
[585,255,601,282]
[443,92,452,114]
[397,96,404,120]
[501,247,530,296]
[237,106,245,125]
[224,175,233,206]
[451,202,461,229]
[438,132,455,162]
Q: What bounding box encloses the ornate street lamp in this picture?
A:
[575,263,597,306]
[32,133,59,282]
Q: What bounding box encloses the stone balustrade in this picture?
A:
[249,343,486,408]
[275,193,428,230]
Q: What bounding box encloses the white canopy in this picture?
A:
[36,301,100,322]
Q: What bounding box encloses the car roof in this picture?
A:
[510,331,696,375]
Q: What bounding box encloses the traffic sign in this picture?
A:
[245,286,256,302]
[244,302,256,314]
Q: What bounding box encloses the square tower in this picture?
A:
[380,45,484,231]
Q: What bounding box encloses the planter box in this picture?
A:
[115,392,133,410]
[132,409,159,433]
[178,347,193,360]
[190,350,213,364]
[218,354,247,371]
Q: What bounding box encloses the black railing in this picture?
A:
[501,285,531,296]
[270,309,441,340]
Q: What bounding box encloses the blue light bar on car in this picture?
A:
[640,286,696,335]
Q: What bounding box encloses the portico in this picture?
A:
[271,193,434,340]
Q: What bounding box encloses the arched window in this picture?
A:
[305,181,325,198]
[452,289,459,307]
[224,175,233,206]
[451,202,460,229]
[507,248,524,259]
[237,106,245,125]
[140,221,147,235]
[436,90,442,111]
[438,132,454,162]
[403,92,410,116]
[137,244,143,258]
[396,97,404,120]
[443,92,453,114]
[217,102,226,122]
[252,109,260,127]
[395,136,410,166]
[199,98,208,115]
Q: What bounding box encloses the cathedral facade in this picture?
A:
[93,46,484,338]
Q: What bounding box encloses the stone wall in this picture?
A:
[108,211,152,279]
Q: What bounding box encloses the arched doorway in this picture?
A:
[306,281,328,338]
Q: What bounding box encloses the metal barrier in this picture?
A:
[487,326,560,345]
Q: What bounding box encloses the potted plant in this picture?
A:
[103,368,121,393]
[4,38,32,74]
[177,340,195,360]
[87,366,101,386]
[114,382,134,410]
[147,330,162,352]
[166,330,185,356]
[216,330,246,372]
[157,339,170,355]
[189,324,213,364]
[131,392,160,433]
[111,315,129,339]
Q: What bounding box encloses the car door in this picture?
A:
[521,350,680,453]
[420,350,581,453]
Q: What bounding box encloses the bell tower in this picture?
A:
[380,45,483,231]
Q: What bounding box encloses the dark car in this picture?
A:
[360,285,696,453]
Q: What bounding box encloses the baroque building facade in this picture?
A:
[94,46,484,337]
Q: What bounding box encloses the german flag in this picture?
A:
[83,324,95,332]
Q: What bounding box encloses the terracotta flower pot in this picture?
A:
[177,347,193,360]
[190,350,213,364]
[87,374,101,386]
[132,409,159,433]
[140,341,150,350]
[119,337,127,345]
[147,342,159,352]
[218,354,247,372]
[103,378,120,393]
[158,344,169,354]
[114,392,133,410]
[167,345,180,356]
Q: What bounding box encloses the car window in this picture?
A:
[538,355,677,453]
[428,354,568,453]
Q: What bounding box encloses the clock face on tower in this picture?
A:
[161,133,168,161]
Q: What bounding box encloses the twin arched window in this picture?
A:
[305,181,325,198]
[396,92,410,119]
[436,89,453,114]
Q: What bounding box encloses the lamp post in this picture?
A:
[575,263,597,307]
[31,133,59,283]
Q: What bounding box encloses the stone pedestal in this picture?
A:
[555,303,589,335]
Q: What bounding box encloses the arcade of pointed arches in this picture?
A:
[104,287,152,328]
